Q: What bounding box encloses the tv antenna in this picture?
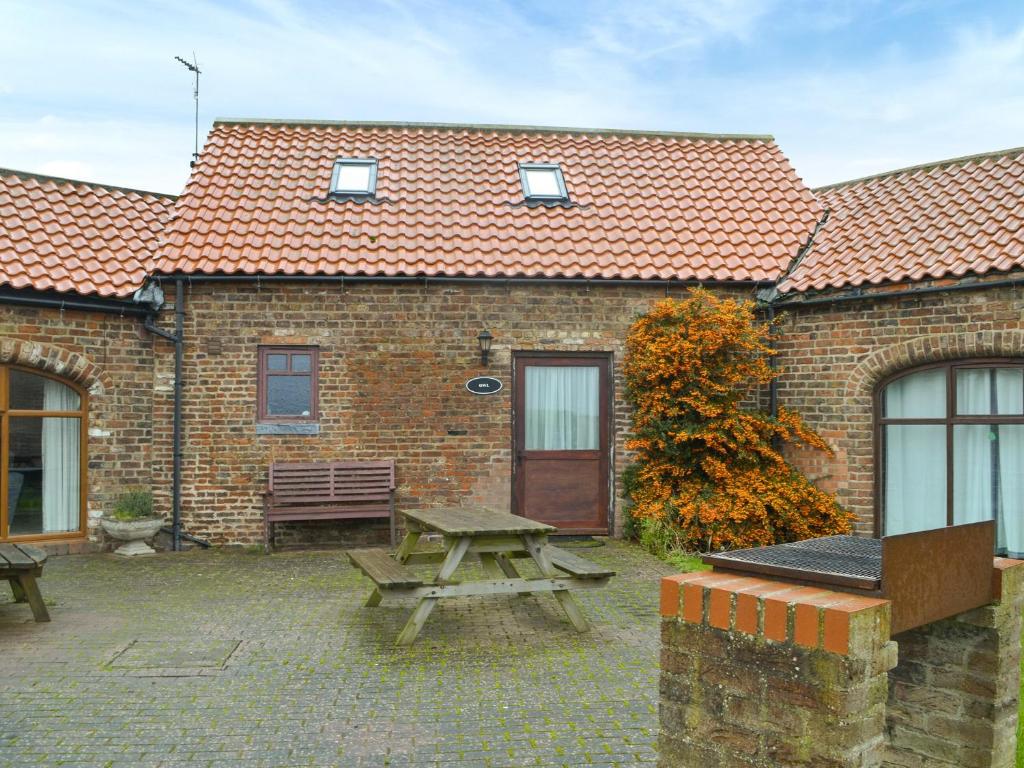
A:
[174,53,201,167]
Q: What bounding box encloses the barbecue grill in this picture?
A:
[703,520,995,633]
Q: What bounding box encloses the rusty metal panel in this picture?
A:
[883,520,994,634]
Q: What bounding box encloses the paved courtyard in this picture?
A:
[0,540,674,767]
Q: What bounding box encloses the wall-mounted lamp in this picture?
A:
[477,330,493,366]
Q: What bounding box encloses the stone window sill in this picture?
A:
[256,423,320,436]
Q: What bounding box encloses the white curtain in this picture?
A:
[952,368,1024,556]
[885,368,946,418]
[885,424,946,534]
[999,426,1024,558]
[41,380,80,533]
[954,371,992,530]
[884,369,947,534]
[524,366,599,450]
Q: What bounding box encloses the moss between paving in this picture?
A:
[0,540,675,767]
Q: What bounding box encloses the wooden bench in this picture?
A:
[1,543,50,622]
[264,460,396,551]
[548,547,616,579]
[347,548,423,589]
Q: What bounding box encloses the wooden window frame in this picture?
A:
[257,346,320,423]
[0,365,88,543]
[874,358,1024,537]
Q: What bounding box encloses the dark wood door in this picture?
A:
[513,354,610,534]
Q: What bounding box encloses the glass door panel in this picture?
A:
[8,416,80,536]
[524,366,599,450]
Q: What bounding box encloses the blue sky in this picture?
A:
[2,0,1022,194]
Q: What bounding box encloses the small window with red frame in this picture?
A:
[257,346,319,422]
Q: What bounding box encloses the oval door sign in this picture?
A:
[466,376,503,395]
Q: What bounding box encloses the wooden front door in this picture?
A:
[513,354,610,534]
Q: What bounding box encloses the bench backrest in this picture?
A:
[268,460,395,507]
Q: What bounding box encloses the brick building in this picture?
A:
[0,125,1021,553]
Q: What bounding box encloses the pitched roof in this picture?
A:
[780,147,1024,294]
[156,119,822,283]
[0,168,174,298]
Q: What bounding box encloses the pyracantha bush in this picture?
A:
[622,289,853,551]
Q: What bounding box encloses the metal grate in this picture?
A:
[703,535,882,590]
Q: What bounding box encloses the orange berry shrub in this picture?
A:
[622,289,853,551]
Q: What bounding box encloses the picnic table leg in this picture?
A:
[9,576,27,603]
[478,553,504,579]
[491,554,532,597]
[521,534,589,632]
[393,531,422,563]
[14,574,50,622]
[365,530,423,607]
[494,554,521,579]
[396,536,471,646]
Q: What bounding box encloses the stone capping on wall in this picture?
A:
[990,555,1022,600]
[0,336,112,395]
[660,571,891,655]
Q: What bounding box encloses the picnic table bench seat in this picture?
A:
[547,547,616,579]
[348,548,422,589]
[264,460,396,551]
[1,542,50,622]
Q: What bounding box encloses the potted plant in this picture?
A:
[100,489,164,557]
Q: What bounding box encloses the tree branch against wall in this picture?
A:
[623,289,853,551]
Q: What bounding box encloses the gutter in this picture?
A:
[771,275,1024,308]
[0,290,151,316]
[156,273,770,289]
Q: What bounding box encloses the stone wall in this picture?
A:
[0,303,156,548]
[776,283,1024,534]
[659,558,1024,768]
[658,571,895,767]
[884,558,1024,767]
[165,280,751,545]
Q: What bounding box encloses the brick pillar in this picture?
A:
[884,558,1024,768]
[659,572,895,767]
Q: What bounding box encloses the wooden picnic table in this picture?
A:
[348,507,614,645]
[0,543,50,622]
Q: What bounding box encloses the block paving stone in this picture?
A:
[0,540,673,767]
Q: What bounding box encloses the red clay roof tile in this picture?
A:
[156,120,822,283]
[781,147,1024,293]
[0,169,174,298]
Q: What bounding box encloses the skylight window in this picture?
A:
[519,163,569,201]
[331,158,378,195]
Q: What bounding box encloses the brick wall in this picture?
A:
[775,284,1024,534]
[0,304,156,545]
[167,281,752,546]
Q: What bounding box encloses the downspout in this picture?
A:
[767,303,778,421]
[172,280,184,551]
[142,279,208,550]
[762,209,831,434]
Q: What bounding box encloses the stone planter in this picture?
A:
[100,517,164,557]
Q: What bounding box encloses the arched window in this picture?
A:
[1,366,86,541]
[878,360,1024,556]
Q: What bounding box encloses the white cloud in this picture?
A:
[765,22,1024,185]
[35,160,96,181]
[0,115,194,192]
[0,0,1020,191]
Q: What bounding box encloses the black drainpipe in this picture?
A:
[171,280,184,551]
[767,302,778,421]
[143,279,208,550]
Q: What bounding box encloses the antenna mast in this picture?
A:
[174,54,201,167]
